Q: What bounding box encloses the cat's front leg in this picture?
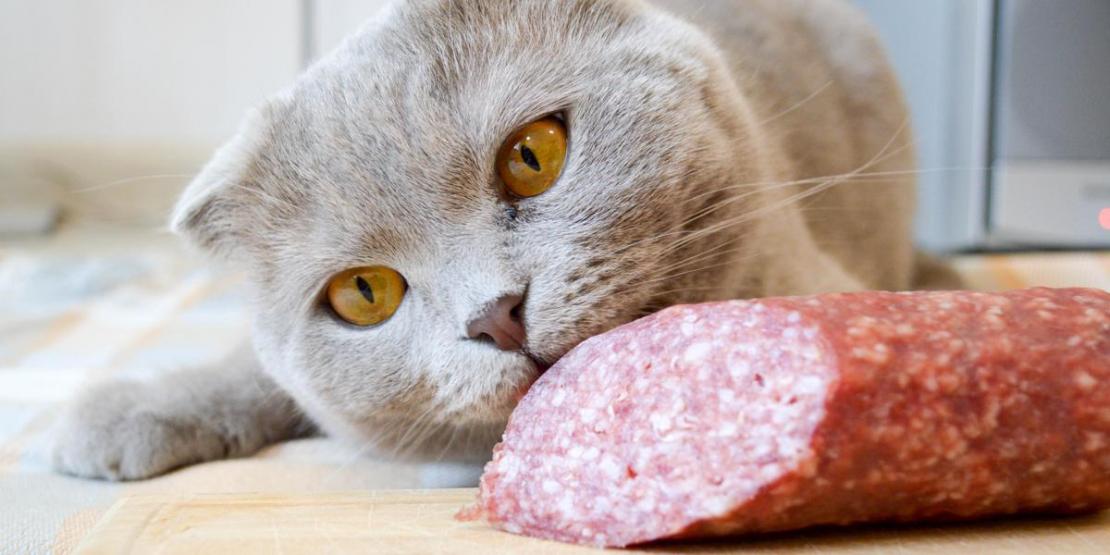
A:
[50,346,309,481]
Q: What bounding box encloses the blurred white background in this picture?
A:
[0,0,387,231]
[0,0,387,145]
[1,0,1107,249]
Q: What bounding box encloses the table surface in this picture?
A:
[76,489,1110,554]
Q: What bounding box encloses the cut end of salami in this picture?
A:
[462,288,1110,548]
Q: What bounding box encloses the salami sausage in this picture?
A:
[460,288,1110,547]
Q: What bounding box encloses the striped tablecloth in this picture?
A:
[1,228,1107,554]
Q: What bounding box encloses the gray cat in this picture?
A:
[52,0,954,481]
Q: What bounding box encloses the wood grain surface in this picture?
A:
[75,489,1110,554]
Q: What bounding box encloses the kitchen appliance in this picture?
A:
[858,0,1110,251]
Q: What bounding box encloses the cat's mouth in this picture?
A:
[509,351,555,404]
[524,351,553,375]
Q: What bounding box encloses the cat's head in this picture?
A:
[172,0,764,460]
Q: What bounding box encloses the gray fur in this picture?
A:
[53,0,935,481]
[51,347,308,480]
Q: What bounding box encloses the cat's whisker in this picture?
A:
[317,398,445,489]
[611,248,765,299]
[655,175,851,262]
[433,424,463,463]
[647,240,746,282]
[610,147,918,259]
[430,420,477,466]
[648,208,895,285]
[402,403,468,462]
[757,80,834,126]
[389,404,442,458]
[643,125,914,256]
[318,439,382,489]
[612,176,907,299]
[677,124,913,210]
[618,219,916,304]
[680,165,961,210]
[72,173,196,194]
[638,285,730,299]
[687,123,911,222]
[656,173,918,270]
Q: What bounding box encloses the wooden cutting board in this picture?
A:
[76,489,1110,554]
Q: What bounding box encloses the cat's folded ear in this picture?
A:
[170,101,281,259]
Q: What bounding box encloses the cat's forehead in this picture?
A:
[286,0,654,141]
[258,3,657,205]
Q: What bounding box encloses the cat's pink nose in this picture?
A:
[467,294,526,352]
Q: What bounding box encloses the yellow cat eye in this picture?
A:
[497,117,568,198]
[326,267,407,327]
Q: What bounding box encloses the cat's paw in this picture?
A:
[50,381,226,481]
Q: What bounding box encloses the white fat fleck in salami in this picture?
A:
[460,288,1110,548]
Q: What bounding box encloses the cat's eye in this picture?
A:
[497,117,568,198]
[326,267,407,327]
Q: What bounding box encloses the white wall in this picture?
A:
[0,0,307,227]
[0,0,396,146]
[311,0,390,60]
[0,0,303,146]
